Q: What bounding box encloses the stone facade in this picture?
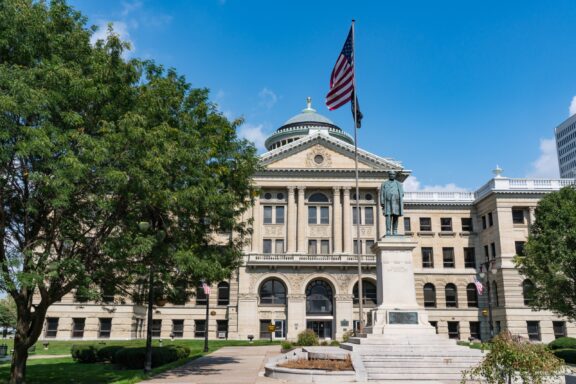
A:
[41,101,576,344]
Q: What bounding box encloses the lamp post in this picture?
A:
[202,280,210,353]
[479,259,496,340]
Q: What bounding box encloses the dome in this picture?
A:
[264,97,354,151]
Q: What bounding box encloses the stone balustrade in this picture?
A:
[244,253,376,265]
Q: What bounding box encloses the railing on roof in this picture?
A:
[404,191,475,203]
[244,253,376,265]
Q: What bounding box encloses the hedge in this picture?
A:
[71,345,100,363]
[553,348,576,364]
[549,337,576,351]
[97,346,125,362]
[112,346,190,369]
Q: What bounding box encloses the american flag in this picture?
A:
[326,27,356,112]
[202,282,211,295]
[473,278,484,295]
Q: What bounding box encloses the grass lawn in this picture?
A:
[0,339,281,384]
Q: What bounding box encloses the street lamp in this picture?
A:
[479,259,497,340]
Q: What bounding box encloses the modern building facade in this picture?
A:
[556,113,576,178]
[41,100,576,344]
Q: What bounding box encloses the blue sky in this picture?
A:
[70,0,576,191]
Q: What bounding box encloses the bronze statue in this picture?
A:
[380,171,404,236]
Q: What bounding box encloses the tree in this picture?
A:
[0,297,16,331]
[0,1,258,383]
[515,186,576,321]
[462,331,564,384]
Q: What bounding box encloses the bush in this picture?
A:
[554,349,576,364]
[97,346,125,362]
[330,340,340,346]
[71,345,100,363]
[112,346,189,369]
[281,341,293,351]
[342,330,354,343]
[297,329,319,346]
[549,337,576,350]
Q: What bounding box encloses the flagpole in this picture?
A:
[351,19,364,334]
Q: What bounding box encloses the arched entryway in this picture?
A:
[305,279,334,339]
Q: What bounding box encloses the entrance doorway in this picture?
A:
[306,320,333,339]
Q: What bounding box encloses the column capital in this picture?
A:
[297,186,306,191]
[333,186,341,192]
[287,186,296,194]
[342,187,351,194]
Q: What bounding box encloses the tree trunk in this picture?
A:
[9,343,28,384]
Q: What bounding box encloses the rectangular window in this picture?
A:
[364,207,374,225]
[274,320,286,339]
[194,320,206,338]
[488,212,494,227]
[464,247,476,268]
[308,206,317,224]
[98,318,112,339]
[422,247,434,268]
[442,247,455,268]
[461,218,473,232]
[275,206,285,224]
[45,318,59,338]
[320,240,330,254]
[484,245,489,261]
[512,209,525,224]
[527,321,541,341]
[308,240,317,255]
[447,321,460,340]
[217,320,228,339]
[419,217,432,231]
[72,318,85,338]
[259,319,272,339]
[352,207,361,225]
[152,319,162,338]
[491,242,496,259]
[440,218,453,232]
[482,216,487,230]
[172,320,184,338]
[353,240,360,255]
[469,322,480,340]
[515,241,525,256]
[320,207,329,224]
[404,217,411,232]
[365,240,375,254]
[263,239,272,254]
[275,239,284,254]
[553,321,567,339]
[263,206,273,224]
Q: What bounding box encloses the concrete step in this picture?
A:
[363,360,481,367]
[367,372,466,381]
[364,365,474,373]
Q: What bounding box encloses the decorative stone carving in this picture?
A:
[238,293,259,301]
[308,225,331,237]
[359,226,374,237]
[263,225,285,237]
[306,145,333,168]
[335,294,354,302]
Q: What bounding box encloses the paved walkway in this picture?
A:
[146,345,288,384]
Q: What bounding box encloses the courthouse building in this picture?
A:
[42,99,576,343]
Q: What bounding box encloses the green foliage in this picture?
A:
[296,330,319,346]
[549,336,576,350]
[281,341,293,350]
[112,346,189,369]
[342,330,354,343]
[96,345,125,362]
[553,349,576,364]
[515,186,576,320]
[462,332,564,384]
[0,297,16,328]
[70,345,100,363]
[329,340,340,346]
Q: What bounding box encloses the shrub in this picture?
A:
[281,341,293,351]
[71,345,100,363]
[112,346,188,369]
[549,337,576,350]
[330,340,340,346]
[97,346,125,362]
[342,330,354,343]
[554,349,576,364]
[297,329,319,346]
[320,340,329,346]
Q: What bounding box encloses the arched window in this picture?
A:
[308,193,329,203]
[466,283,478,308]
[522,279,534,306]
[492,281,499,307]
[423,283,436,308]
[445,283,458,308]
[259,279,287,305]
[196,283,207,305]
[218,282,230,306]
[353,280,377,305]
[306,280,333,314]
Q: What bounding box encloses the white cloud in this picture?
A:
[527,138,560,178]
[258,88,278,109]
[403,175,468,192]
[91,21,134,55]
[570,96,576,116]
[121,1,142,16]
[238,123,267,152]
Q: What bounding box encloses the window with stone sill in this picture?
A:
[526,321,541,341]
[445,283,458,308]
[512,208,525,224]
[481,215,487,230]
[172,319,184,338]
[71,318,85,338]
[440,218,452,232]
[98,318,112,338]
[423,283,436,307]
[447,321,460,340]
[353,279,377,305]
[466,283,478,308]
[442,247,455,268]
[461,218,473,232]
[490,242,496,259]
[45,318,59,338]
[488,212,494,227]
[422,247,434,268]
[419,217,432,231]
[404,217,411,232]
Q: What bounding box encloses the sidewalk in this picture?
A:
[145,345,288,384]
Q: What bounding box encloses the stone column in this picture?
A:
[297,187,307,253]
[342,187,352,254]
[333,187,342,254]
[237,294,259,340]
[528,206,536,228]
[251,195,261,253]
[287,187,297,253]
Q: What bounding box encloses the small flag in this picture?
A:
[473,278,484,295]
[351,91,363,128]
[202,282,211,295]
[326,26,356,111]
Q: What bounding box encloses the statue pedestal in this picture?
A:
[364,236,435,335]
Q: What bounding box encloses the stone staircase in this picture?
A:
[341,333,485,383]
